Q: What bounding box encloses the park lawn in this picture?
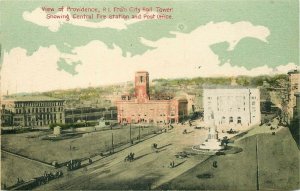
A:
[1,125,159,164]
[1,152,54,188]
[160,127,299,190]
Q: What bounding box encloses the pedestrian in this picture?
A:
[213,161,218,168]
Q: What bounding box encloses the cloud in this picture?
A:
[23,7,159,32]
[1,21,297,94]
[23,8,63,32]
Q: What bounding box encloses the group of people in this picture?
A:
[67,159,81,171]
[34,170,63,186]
[42,171,63,182]
[169,161,175,168]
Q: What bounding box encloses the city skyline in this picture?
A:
[0,1,298,94]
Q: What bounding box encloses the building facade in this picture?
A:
[294,92,300,118]
[116,71,188,124]
[288,70,300,120]
[65,106,117,123]
[203,87,261,129]
[1,96,65,127]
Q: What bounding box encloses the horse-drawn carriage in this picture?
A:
[227,128,238,134]
[67,159,82,171]
[124,152,135,162]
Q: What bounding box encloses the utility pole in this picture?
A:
[256,135,259,191]
[130,123,132,144]
[111,133,114,153]
[139,126,141,141]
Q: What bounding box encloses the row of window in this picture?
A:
[208,115,257,123]
[122,118,175,124]
[15,101,64,108]
[14,113,63,121]
[125,113,170,117]
[15,107,64,114]
[217,107,246,112]
[208,96,257,100]
[19,120,64,126]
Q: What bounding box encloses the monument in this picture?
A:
[199,123,224,151]
[95,118,108,128]
[193,112,224,152]
[53,126,61,136]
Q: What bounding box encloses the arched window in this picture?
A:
[229,117,233,123]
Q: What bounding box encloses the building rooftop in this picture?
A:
[135,71,149,74]
[2,95,64,102]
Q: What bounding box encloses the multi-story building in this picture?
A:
[116,71,188,124]
[1,96,65,127]
[288,69,300,120]
[258,81,272,113]
[203,87,261,129]
[65,106,117,123]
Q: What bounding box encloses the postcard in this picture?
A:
[0,0,299,190]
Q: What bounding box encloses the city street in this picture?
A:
[36,123,211,190]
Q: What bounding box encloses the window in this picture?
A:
[140,76,143,83]
[237,117,241,124]
[229,117,233,123]
[221,116,226,124]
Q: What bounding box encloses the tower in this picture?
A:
[135,71,149,102]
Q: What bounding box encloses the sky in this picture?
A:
[0,0,299,94]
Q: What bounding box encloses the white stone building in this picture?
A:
[203,87,261,129]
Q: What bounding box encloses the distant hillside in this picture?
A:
[35,74,288,108]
